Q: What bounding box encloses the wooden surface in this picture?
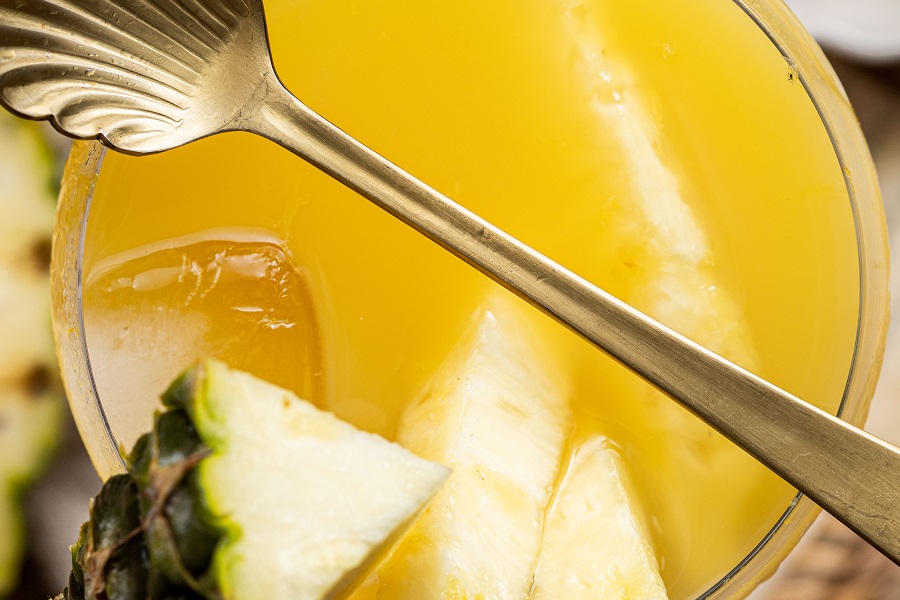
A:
[753,514,900,599]
[7,52,900,600]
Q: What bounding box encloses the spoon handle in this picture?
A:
[251,80,900,564]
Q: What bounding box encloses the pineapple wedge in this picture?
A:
[188,361,449,600]
[375,297,571,599]
[563,0,761,436]
[532,437,667,599]
[60,361,449,600]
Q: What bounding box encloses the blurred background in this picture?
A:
[3,0,900,598]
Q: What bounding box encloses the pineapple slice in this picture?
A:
[190,361,449,600]
[532,437,667,599]
[0,111,63,596]
[374,297,571,599]
[60,361,449,600]
[563,0,761,417]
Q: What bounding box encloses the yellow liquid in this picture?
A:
[79,0,860,597]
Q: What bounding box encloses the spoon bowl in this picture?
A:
[0,0,275,152]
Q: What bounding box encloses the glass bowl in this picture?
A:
[51,0,890,597]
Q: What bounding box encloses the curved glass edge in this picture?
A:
[52,140,124,479]
[701,0,892,598]
[49,0,892,596]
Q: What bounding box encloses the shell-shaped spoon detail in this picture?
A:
[0,0,265,152]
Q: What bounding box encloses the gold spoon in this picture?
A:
[2,0,898,566]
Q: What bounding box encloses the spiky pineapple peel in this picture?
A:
[61,411,219,600]
[58,360,449,600]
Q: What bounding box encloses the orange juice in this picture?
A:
[73,0,860,597]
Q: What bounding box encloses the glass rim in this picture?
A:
[50,0,892,597]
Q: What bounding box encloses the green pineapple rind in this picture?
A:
[60,401,224,600]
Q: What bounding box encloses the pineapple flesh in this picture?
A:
[562,0,761,453]
[0,111,64,596]
[531,437,667,599]
[59,361,449,600]
[374,298,572,599]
